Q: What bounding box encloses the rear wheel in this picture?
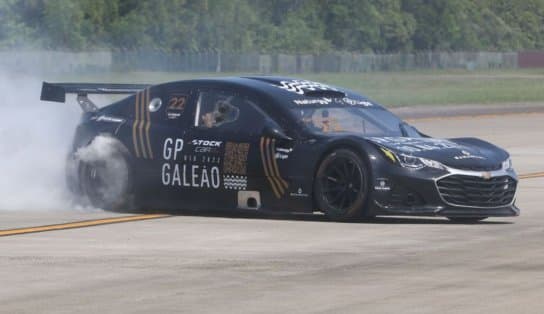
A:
[78,136,134,211]
[314,149,369,221]
[447,217,488,223]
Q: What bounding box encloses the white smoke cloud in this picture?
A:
[75,135,130,209]
[0,71,82,210]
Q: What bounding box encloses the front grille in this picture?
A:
[437,175,516,207]
[448,164,502,171]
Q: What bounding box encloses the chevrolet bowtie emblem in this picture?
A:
[482,172,492,179]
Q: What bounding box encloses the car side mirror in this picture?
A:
[400,122,421,138]
[262,120,293,143]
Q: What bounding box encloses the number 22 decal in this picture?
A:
[168,96,186,111]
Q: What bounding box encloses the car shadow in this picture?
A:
[126,208,513,225]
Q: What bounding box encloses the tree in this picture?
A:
[43,0,86,49]
[1,0,544,53]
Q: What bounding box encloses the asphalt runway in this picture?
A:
[1,111,543,313]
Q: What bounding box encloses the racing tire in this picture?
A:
[314,149,369,221]
[77,136,134,212]
[447,217,488,223]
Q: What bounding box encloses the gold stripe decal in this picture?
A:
[144,88,154,159]
[132,89,153,159]
[260,137,281,198]
[271,139,289,189]
[260,137,288,198]
[132,92,141,158]
[138,91,148,159]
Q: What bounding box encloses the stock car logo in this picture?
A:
[192,139,222,154]
[192,140,222,147]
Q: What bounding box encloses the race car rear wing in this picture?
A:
[40,82,151,112]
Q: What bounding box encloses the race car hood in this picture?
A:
[365,137,509,170]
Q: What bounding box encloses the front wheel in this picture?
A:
[314,149,369,221]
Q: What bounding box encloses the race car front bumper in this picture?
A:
[369,165,519,217]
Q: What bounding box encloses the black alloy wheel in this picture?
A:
[314,149,369,221]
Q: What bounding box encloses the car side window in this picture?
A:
[196,91,240,128]
[194,90,266,135]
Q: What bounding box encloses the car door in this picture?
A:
[134,85,198,208]
[181,88,279,210]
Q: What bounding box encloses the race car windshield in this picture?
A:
[292,106,414,137]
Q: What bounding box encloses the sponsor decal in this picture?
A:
[161,163,220,188]
[341,98,373,107]
[161,138,221,188]
[168,112,182,120]
[260,137,288,198]
[132,88,154,159]
[374,178,391,191]
[293,97,373,107]
[276,80,338,95]
[369,137,461,153]
[223,175,247,190]
[290,187,309,198]
[275,147,292,160]
[191,139,222,154]
[194,146,219,154]
[454,150,485,160]
[223,142,250,175]
[191,139,222,147]
[191,140,222,154]
[163,138,184,160]
[92,115,125,123]
[293,98,332,105]
[184,154,221,164]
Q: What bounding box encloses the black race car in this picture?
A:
[41,77,519,222]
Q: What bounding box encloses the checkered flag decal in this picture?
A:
[223,175,248,190]
[276,80,338,95]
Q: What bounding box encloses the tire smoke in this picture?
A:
[0,72,81,210]
[75,135,130,209]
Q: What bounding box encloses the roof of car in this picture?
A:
[155,76,377,110]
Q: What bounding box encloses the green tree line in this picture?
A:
[1,0,543,52]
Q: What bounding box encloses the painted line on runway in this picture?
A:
[519,172,544,180]
[406,111,544,122]
[0,214,170,237]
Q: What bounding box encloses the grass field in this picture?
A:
[57,69,544,107]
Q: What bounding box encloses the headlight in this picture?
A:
[502,157,513,170]
[398,154,445,170]
[380,147,446,170]
[420,157,447,170]
[398,154,425,169]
